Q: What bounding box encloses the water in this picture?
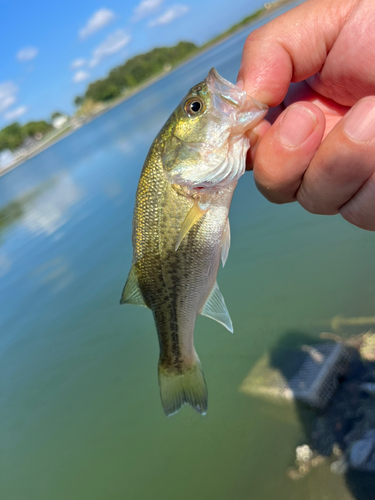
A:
[1,6,375,500]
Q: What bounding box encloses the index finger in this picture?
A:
[237,0,354,106]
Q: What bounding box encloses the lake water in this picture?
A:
[1,5,375,500]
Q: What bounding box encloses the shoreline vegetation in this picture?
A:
[0,0,292,177]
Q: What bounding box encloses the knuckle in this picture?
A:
[340,205,374,231]
[297,186,338,216]
[243,25,276,54]
[340,182,375,231]
[254,163,297,204]
[244,28,265,47]
[255,180,294,204]
[297,193,320,214]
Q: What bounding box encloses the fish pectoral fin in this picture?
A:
[221,218,231,267]
[200,282,233,333]
[120,265,147,307]
[175,200,209,251]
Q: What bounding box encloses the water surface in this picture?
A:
[1,5,374,499]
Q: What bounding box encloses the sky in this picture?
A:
[0,0,265,128]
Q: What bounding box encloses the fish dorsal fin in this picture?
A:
[120,265,147,307]
[175,200,208,251]
[221,218,231,267]
[201,282,233,333]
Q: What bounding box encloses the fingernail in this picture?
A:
[278,105,317,148]
[344,98,375,141]
[236,79,244,90]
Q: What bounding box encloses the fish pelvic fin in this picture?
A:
[158,360,208,417]
[201,281,233,333]
[221,218,231,267]
[175,200,208,251]
[120,264,147,307]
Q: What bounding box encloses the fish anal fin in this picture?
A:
[221,218,231,267]
[120,265,147,307]
[200,282,233,333]
[175,200,208,251]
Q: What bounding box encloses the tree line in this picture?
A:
[0,121,52,153]
[74,6,269,106]
[0,5,270,155]
[76,41,198,104]
[0,41,197,154]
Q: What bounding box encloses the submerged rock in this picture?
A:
[296,444,313,464]
[360,334,375,362]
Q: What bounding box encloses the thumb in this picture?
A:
[237,0,355,106]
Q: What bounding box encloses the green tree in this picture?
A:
[74,96,84,107]
[84,41,197,103]
[0,120,53,152]
[23,120,51,137]
[0,123,25,152]
[86,81,121,102]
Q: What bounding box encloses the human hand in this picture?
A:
[238,0,375,230]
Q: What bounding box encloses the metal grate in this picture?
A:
[287,343,350,408]
[239,342,350,409]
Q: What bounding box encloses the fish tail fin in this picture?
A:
[158,359,208,417]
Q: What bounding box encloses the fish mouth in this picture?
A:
[206,67,268,133]
[206,68,247,107]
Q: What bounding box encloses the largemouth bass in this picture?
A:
[121,69,267,416]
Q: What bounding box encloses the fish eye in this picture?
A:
[184,97,204,116]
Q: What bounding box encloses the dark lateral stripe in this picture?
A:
[154,305,182,371]
[169,307,181,370]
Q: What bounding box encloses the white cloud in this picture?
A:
[71,58,86,69]
[23,174,83,236]
[4,105,28,121]
[79,8,115,39]
[89,30,130,67]
[0,82,18,114]
[148,4,189,27]
[133,0,164,20]
[73,70,90,83]
[17,47,38,62]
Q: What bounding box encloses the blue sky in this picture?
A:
[0,0,264,128]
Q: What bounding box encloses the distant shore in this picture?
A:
[0,0,294,179]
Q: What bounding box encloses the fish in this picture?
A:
[121,68,267,416]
